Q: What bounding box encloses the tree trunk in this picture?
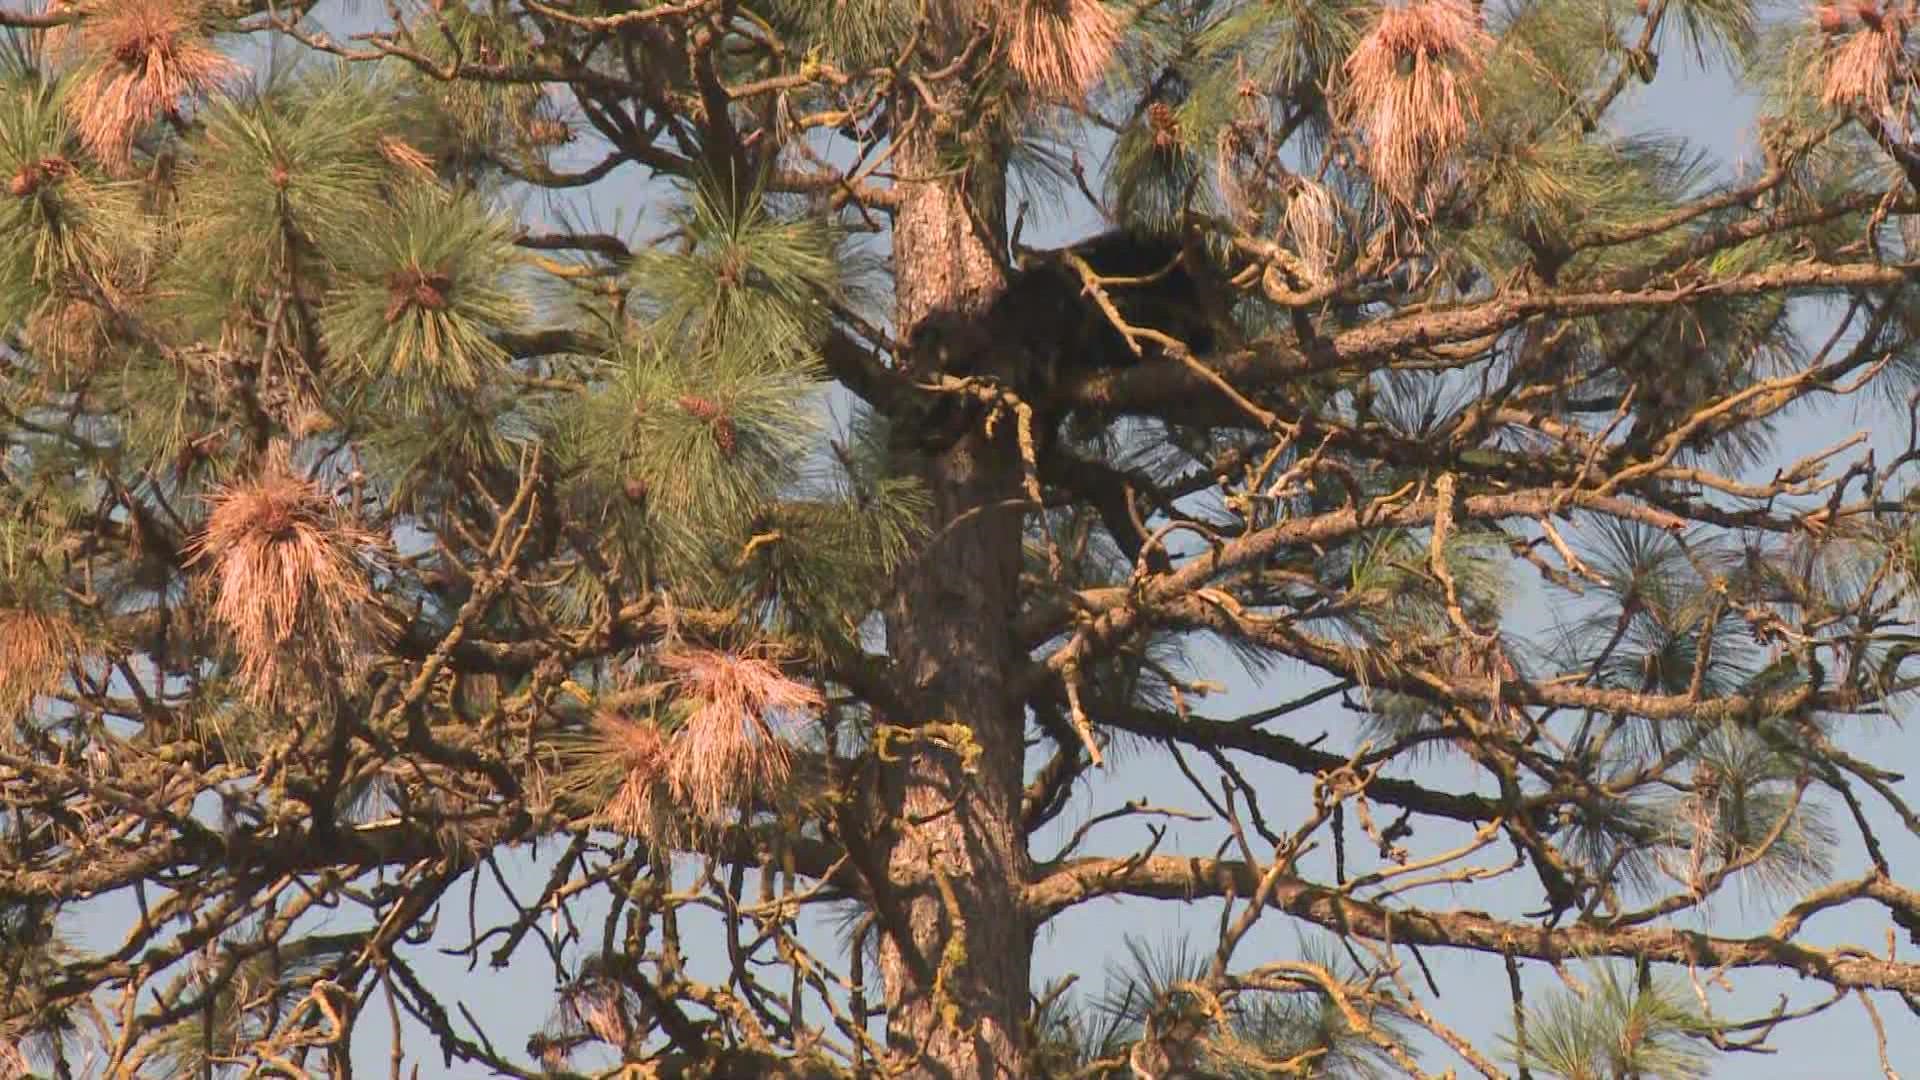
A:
[878,115,1032,1076]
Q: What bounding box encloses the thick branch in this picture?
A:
[1026,856,1920,998]
[1070,261,1917,418]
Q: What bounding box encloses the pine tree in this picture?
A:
[5,0,1920,1076]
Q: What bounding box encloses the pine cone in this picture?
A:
[384,266,455,323]
[676,395,721,422]
[1148,101,1181,150]
[8,157,71,198]
[524,118,574,147]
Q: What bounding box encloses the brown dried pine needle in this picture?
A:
[187,451,381,700]
[22,262,142,378]
[1819,3,1914,124]
[0,608,82,715]
[1285,177,1341,277]
[53,0,242,171]
[659,648,823,825]
[376,135,437,178]
[22,294,117,376]
[1000,0,1123,102]
[1334,0,1492,213]
[584,710,673,840]
[560,974,635,1051]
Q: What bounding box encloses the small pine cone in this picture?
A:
[384,267,454,323]
[1148,101,1181,150]
[1817,3,1849,31]
[172,430,227,482]
[1858,1,1884,28]
[676,395,721,422]
[9,157,70,198]
[524,118,573,147]
[1694,761,1723,800]
[674,396,736,454]
[622,476,648,503]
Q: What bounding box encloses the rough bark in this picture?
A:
[1025,856,1920,997]
[876,114,1032,1076]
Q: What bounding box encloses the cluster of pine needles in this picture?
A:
[553,647,825,844]
[1334,0,1493,214]
[45,0,240,171]
[185,446,387,703]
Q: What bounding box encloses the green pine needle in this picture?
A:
[320,183,527,413]
[168,64,398,318]
[628,179,851,367]
[1505,963,1716,1080]
[0,78,146,324]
